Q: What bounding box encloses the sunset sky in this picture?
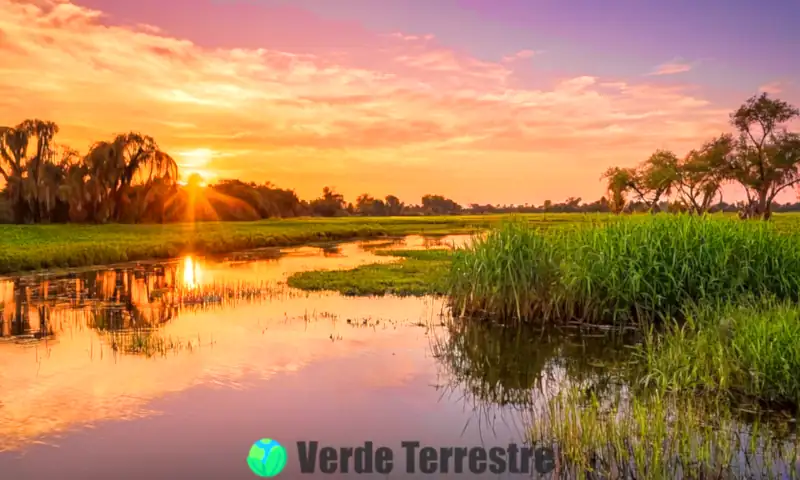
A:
[2,0,799,205]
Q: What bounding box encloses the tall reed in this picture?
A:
[449,215,800,325]
[636,297,800,407]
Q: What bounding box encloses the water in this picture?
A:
[0,235,796,479]
[0,235,549,479]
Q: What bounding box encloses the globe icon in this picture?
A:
[247,438,287,477]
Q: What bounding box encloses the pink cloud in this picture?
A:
[501,49,538,62]
[759,81,784,94]
[0,0,756,204]
[648,59,693,76]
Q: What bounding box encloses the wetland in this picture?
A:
[2,219,800,479]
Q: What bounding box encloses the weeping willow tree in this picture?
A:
[82,133,179,223]
[0,119,60,223]
[1,122,180,224]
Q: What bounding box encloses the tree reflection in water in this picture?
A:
[0,257,280,356]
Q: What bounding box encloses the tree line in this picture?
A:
[601,93,800,220]
[1,94,798,224]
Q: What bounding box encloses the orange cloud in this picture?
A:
[0,0,759,204]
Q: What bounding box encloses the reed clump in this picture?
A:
[449,215,800,325]
[636,297,800,407]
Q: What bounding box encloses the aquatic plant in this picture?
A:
[636,297,800,408]
[530,386,800,479]
[449,215,800,325]
[105,329,198,357]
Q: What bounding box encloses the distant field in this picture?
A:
[0,213,602,274]
[2,213,800,274]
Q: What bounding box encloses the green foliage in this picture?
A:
[637,297,800,406]
[601,166,635,213]
[287,249,452,296]
[449,215,800,324]
[602,93,800,219]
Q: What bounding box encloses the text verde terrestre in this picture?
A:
[295,441,546,475]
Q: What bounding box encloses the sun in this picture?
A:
[183,172,207,188]
[177,148,215,187]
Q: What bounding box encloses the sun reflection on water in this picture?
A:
[182,256,203,289]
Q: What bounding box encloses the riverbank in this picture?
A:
[0,214,606,275]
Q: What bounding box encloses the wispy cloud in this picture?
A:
[0,0,735,204]
[501,49,538,62]
[759,81,784,94]
[648,58,693,76]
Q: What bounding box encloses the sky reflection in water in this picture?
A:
[0,234,565,479]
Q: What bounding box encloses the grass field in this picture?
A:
[287,249,453,296]
[0,213,598,274]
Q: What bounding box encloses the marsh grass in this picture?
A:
[105,329,200,357]
[287,249,453,296]
[449,215,800,325]
[531,386,800,479]
[636,297,800,408]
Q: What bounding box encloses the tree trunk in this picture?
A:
[12,199,26,224]
[755,189,771,220]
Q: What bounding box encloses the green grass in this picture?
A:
[5,212,800,275]
[286,249,453,296]
[636,297,800,407]
[449,214,800,325]
[0,213,612,274]
[531,386,799,479]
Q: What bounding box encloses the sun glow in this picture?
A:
[180,172,208,188]
[182,256,204,289]
[177,149,216,186]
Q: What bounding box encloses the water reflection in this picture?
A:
[431,321,634,409]
[182,256,201,289]
[2,231,792,478]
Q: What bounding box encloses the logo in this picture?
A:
[247,438,288,477]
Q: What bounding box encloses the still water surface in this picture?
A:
[3,235,799,479]
[0,235,597,479]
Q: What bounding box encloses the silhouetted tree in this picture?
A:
[310,187,347,217]
[421,194,461,215]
